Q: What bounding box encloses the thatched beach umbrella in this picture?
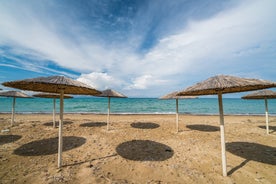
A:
[33,93,73,128]
[242,90,276,134]
[160,91,197,133]
[100,89,127,130]
[0,90,31,126]
[177,75,276,176]
[2,75,101,168]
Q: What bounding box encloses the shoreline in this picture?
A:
[1,112,275,116]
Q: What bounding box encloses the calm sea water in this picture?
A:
[0,97,275,115]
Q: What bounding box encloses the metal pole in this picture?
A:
[265,98,269,134]
[53,98,56,128]
[176,98,179,133]
[58,90,64,168]
[11,97,16,126]
[107,97,110,131]
[218,92,227,176]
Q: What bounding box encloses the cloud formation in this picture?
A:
[78,72,124,90]
[0,0,275,97]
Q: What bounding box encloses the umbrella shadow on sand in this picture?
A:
[258,125,276,133]
[186,124,219,132]
[79,122,107,127]
[44,121,73,127]
[116,140,174,161]
[0,135,22,145]
[14,136,86,156]
[226,142,276,175]
[130,122,160,129]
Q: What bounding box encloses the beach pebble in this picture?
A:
[1,158,8,162]
[1,129,10,133]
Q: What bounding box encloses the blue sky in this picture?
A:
[0,0,276,97]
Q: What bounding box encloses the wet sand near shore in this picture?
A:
[0,113,275,183]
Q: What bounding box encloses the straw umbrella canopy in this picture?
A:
[242,90,276,134]
[0,90,31,126]
[160,91,197,133]
[100,89,127,130]
[2,75,101,168]
[177,75,276,176]
[33,93,73,128]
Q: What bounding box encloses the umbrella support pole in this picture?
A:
[11,97,15,126]
[176,99,179,133]
[53,98,56,128]
[218,93,227,176]
[58,90,64,168]
[265,98,269,134]
[107,97,110,131]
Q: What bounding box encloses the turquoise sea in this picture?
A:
[0,97,276,115]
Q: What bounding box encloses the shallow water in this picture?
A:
[0,97,275,115]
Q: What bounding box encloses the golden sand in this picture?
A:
[0,113,275,183]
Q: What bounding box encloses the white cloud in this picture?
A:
[129,75,152,89]
[0,0,275,97]
[0,2,116,73]
[127,74,168,90]
[77,72,124,90]
[0,52,78,78]
[140,0,276,77]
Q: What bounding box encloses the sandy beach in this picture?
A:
[0,113,275,183]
